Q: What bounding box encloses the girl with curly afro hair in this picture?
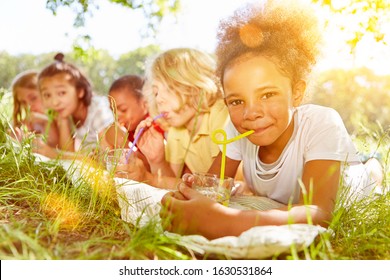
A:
[160,0,379,240]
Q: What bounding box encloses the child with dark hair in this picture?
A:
[34,53,127,158]
[108,74,164,144]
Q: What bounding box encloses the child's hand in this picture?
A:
[134,118,165,164]
[231,181,254,196]
[8,127,25,142]
[160,183,226,239]
[181,173,195,186]
[32,136,57,158]
[113,155,150,183]
[54,114,72,129]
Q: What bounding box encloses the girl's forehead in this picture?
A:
[227,52,274,69]
[222,54,294,94]
[40,73,73,83]
[110,89,139,102]
[224,53,289,81]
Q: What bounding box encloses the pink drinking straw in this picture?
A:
[125,113,166,163]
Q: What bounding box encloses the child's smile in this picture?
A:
[223,54,298,153]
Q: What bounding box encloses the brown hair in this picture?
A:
[108,75,144,100]
[216,0,322,85]
[38,53,92,106]
[11,70,39,126]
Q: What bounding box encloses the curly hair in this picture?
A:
[38,53,93,106]
[144,48,223,113]
[215,0,322,85]
[11,70,39,127]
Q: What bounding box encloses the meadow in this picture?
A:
[0,89,389,260]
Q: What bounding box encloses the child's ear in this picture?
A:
[78,89,85,99]
[292,80,306,107]
[140,98,148,112]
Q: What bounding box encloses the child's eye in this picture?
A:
[58,91,66,96]
[227,99,244,106]
[151,86,159,97]
[261,92,277,99]
[42,93,51,99]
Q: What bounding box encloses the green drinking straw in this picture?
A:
[211,129,254,186]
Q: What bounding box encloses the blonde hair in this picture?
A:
[11,70,39,127]
[216,0,322,85]
[144,48,222,113]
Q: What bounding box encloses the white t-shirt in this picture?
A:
[74,95,114,151]
[224,104,363,204]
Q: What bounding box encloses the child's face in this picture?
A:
[109,89,148,132]
[223,55,301,148]
[39,73,83,118]
[16,87,44,114]
[153,80,196,128]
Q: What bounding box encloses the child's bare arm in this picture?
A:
[55,116,74,152]
[298,160,341,223]
[160,159,340,239]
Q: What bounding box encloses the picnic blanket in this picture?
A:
[115,178,326,259]
[33,154,325,259]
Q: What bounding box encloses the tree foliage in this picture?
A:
[45,0,390,55]
[45,0,181,35]
[307,67,390,138]
[44,0,179,60]
[313,0,390,52]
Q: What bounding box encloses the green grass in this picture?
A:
[0,138,188,260]
[0,115,389,260]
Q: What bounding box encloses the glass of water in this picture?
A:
[192,172,234,206]
[105,149,133,177]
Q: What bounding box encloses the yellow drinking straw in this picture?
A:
[211,129,254,186]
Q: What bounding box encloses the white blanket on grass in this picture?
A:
[115,178,326,259]
[33,154,326,259]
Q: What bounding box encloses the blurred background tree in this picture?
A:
[0,45,161,96]
[307,67,390,138]
[309,0,390,139]
[313,0,390,51]
[45,0,181,35]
